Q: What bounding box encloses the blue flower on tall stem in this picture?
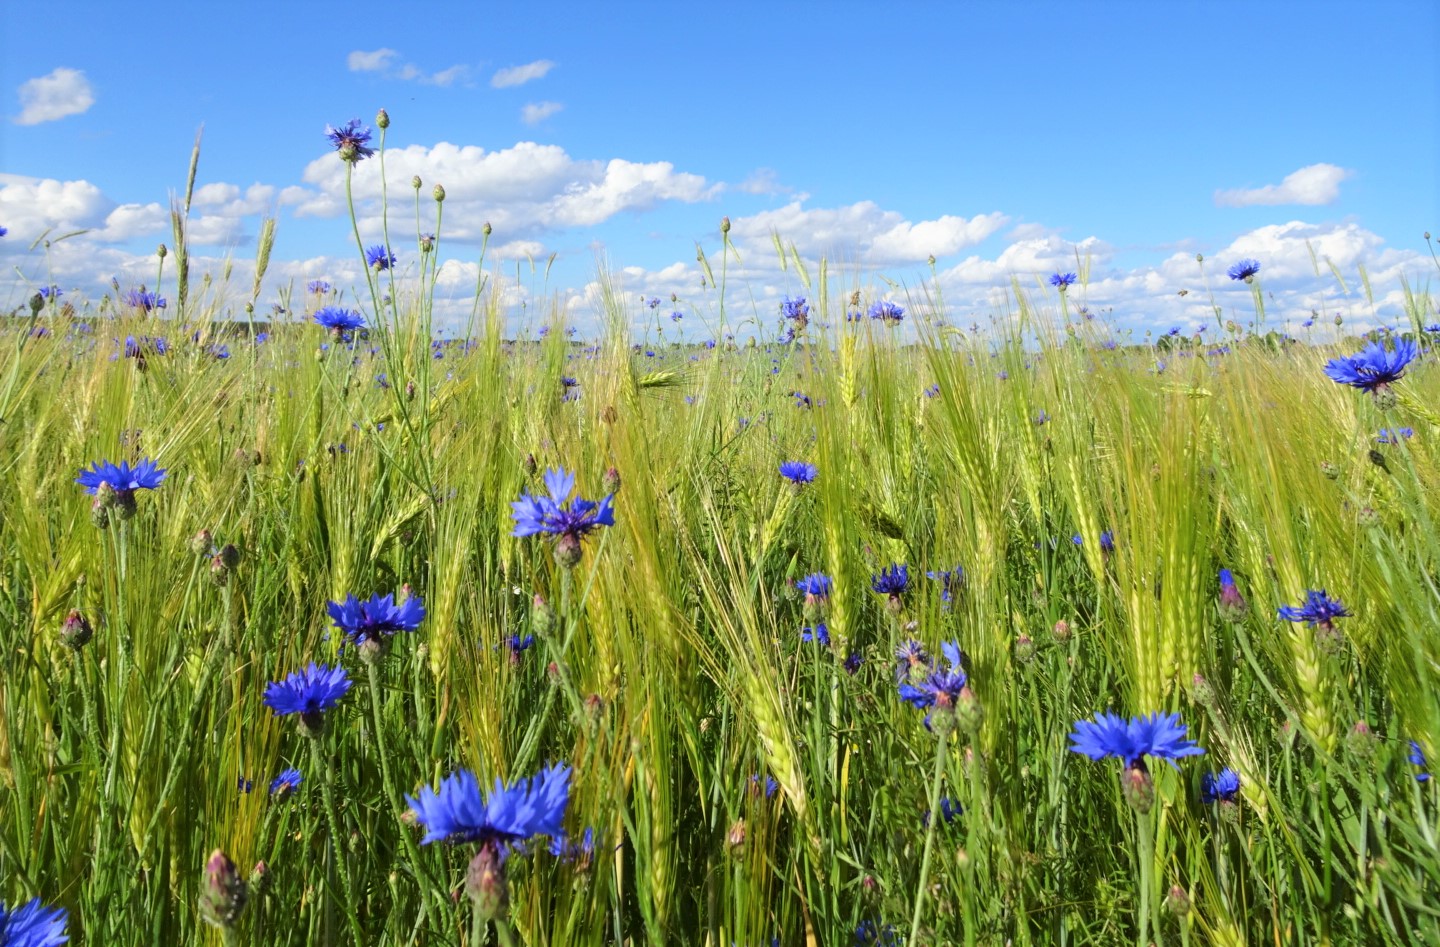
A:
[262,662,353,734]
[1049,272,1077,290]
[327,592,425,648]
[779,461,817,485]
[1201,767,1241,803]
[926,566,964,604]
[780,297,809,321]
[365,245,397,271]
[407,764,571,848]
[898,642,970,731]
[0,896,69,947]
[307,279,333,294]
[1226,259,1261,282]
[1069,711,1204,769]
[1323,338,1417,403]
[1277,589,1350,629]
[871,564,909,598]
[325,119,375,161]
[269,768,303,797]
[511,468,616,567]
[314,306,366,339]
[869,300,905,323]
[1410,742,1432,782]
[123,289,166,312]
[894,639,932,683]
[76,458,167,498]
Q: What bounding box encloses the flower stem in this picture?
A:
[1136,805,1160,947]
[908,728,949,944]
[308,734,367,947]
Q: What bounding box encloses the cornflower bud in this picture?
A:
[376,108,390,129]
[199,849,249,930]
[61,609,93,649]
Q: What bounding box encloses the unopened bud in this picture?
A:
[433,184,445,203]
[1195,253,1204,263]
[1346,721,1377,759]
[199,849,248,929]
[210,554,229,587]
[601,466,621,495]
[411,175,422,189]
[465,845,507,920]
[720,216,731,234]
[61,609,93,650]
[554,533,583,568]
[376,108,390,129]
[1051,619,1071,643]
[483,221,492,237]
[1190,673,1216,708]
[90,496,111,530]
[157,243,168,259]
[1319,460,1340,480]
[531,594,557,638]
[1164,885,1191,917]
[1014,634,1035,665]
[1357,506,1381,529]
[1373,385,1398,411]
[727,818,746,852]
[955,685,983,734]
[219,543,241,570]
[1121,764,1155,814]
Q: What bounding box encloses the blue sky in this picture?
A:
[2,0,1436,336]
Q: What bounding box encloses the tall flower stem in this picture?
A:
[909,728,949,944]
[1136,805,1160,947]
[365,659,439,919]
[309,734,367,947]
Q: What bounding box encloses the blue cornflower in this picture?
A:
[854,919,900,946]
[780,296,809,321]
[843,652,863,674]
[325,119,375,161]
[548,827,596,866]
[307,279,333,294]
[924,383,940,398]
[800,623,830,646]
[1226,259,1261,282]
[869,300,904,323]
[796,573,832,597]
[1071,531,1115,553]
[406,763,571,848]
[922,796,963,827]
[511,468,616,567]
[1410,741,1431,782]
[262,663,352,731]
[647,297,662,309]
[1069,710,1204,769]
[0,896,70,947]
[38,286,62,299]
[670,310,683,322]
[1277,589,1350,628]
[326,592,426,647]
[894,639,932,683]
[506,633,535,662]
[792,391,813,409]
[237,776,254,794]
[749,774,779,799]
[779,461,818,485]
[898,642,969,729]
[365,245,397,270]
[124,289,166,312]
[1425,323,1440,334]
[1323,338,1417,395]
[1218,567,1249,622]
[76,458,167,498]
[1034,409,1051,425]
[1376,427,1415,444]
[1049,272,1077,290]
[871,563,909,597]
[1201,767,1241,804]
[0,226,7,237]
[313,306,366,338]
[926,566,964,603]
[269,768,303,797]
[1302,319,1315,328]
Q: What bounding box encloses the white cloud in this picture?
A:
[347,49,398,72]
[14,68,94,125]
[293,140,719,240]
[1215,163,1352,208]
[491,60,555,88]
[520,101,563,125]
[348,49,470,85]
[734,168,788,196]
[729,201,1007,265]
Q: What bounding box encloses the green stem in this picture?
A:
[309,733,367,947]
[908,728,949,945]
[1136,805,1159,947]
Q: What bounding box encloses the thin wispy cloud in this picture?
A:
[347,49,471,86]
[491,60,556,88]
[521,101,563,125]
[14,67,95,125]
[1215,163,1353,208]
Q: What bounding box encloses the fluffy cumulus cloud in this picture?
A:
[491,60,555,88]
[14,67,95,125]
[520,101,563,125]
[292,140,718,240]
[347,49,471,86]
[1215,164,1352,208]
[728,201,1007,265]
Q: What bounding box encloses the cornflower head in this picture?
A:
[749,774,779,799]
[327,590,424,662]
[76,457,166,522]
[269,768,303,798]
[506,633,535,665]
[1410,741,1431,782]
[365,245,397,271]
[1071,530,1116,553]
[547,827,596,870]
[780,296,809,322]
[407,763,571,919]
[779,460,818,486]
[325,119,375,162]
[1201,767,1241,804]
[307,279,333,294]
[1226,259,1261,282]
[1069,710,1204,812]
[869,300,904,323]
[313,306,365,340]
[870,563,909,607]
[1217,568,1249,623]
[897,641,975,733]
[123,288,166,312]
[1277,589,1350,631]
[1,896,70,947]
[894,639,932,684]
[511,468,616,567]
[800,623,830,646]
[925,566,964,604]
[1376,427,1415,444]
[1323,338,1417,409]
[1049,272,1077,290]
[796,572,831,621]
[262,662,352,736]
